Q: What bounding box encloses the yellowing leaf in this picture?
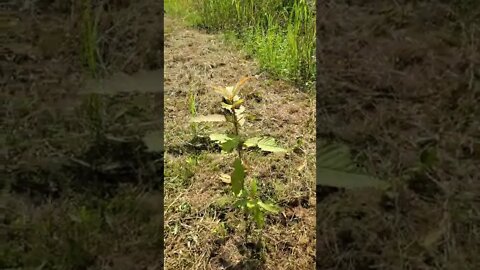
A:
[212,85,230,99]
[219,174,231,184]
[232,76,251,97]
[190,114,226,122]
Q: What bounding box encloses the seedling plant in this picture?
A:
[191,77,287,244]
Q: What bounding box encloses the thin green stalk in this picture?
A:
[230,106,250,241]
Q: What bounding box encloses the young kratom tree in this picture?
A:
[191,77,286,239]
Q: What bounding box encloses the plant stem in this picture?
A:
[231,107,250,242]
[231,108,243,160]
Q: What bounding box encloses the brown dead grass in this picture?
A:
[164,16,315,269]
[2,1,164,269]
[317,1,479,269]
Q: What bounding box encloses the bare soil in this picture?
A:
[164,16,316,269]
[317,1,479,269]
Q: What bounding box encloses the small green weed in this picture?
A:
[80,0,99,77]
[80,0,106,143]
[188,85,198,136]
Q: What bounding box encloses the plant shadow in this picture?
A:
[167,135,221,156]
[215,240,266,270]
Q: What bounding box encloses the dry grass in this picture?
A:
[164,17,315,269]
[317,1,480,269]
[2,1,164,269]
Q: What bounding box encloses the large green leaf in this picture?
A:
[221,136,240,152]
[244,137,261,147]
[231,158,245,195]
[209,134,239,153]
[243,136,287,153]
[317,142,388,189]
[257,137,287,153]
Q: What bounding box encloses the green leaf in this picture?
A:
[257,137,287,153]
[222,102,233,112]
[142,131,163,152]
[231,158,245,195]
[209,133,233,144]
[244,137,261,148]
[243,137,287,152]
[190,114,226,122]
[257,201,281,213]
[221,136,240,152]
[246,200,256,209]
[317,142,389,189]
[250,178,258,197]
[233,198,247,208]
[253,207,265,228]
[231,98,244,109]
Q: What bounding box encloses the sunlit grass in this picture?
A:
[166,0,316,89]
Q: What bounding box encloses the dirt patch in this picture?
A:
[317,1,479,269]
[2,1,164,269]
[164,16,315,269]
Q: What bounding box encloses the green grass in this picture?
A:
[80,0,107,142]
[165,0,316,89]
[164,0,201,26]
[80,0,99,77]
